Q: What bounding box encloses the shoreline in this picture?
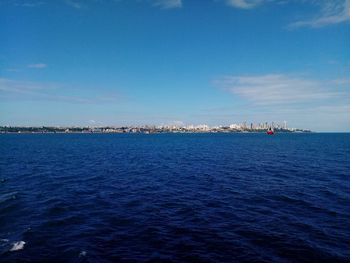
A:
[0,131,313,134]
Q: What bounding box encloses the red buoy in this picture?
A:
[267,127,274,135]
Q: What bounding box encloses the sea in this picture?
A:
[0,133,349,263]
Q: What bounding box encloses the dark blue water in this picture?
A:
[1,133,350,262]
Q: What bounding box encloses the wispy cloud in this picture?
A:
[28,63,47,69]
[212,74,350,131]
[225,0,262,9]
[0,78,54,93]
[0,78,119,104]
[289,0,350,28]
[61,0,182,9]
[65,0,84,9]
[223,0,350,28]
[214,74,348,105]
[6,68,20,72]
[2,0,45,7]
[88,119,96,123]
[152,0,182,9]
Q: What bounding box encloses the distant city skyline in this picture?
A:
[0,120,291,129]
[1,120,312,134]
[1,0,350,131]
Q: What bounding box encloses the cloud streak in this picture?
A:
[215,74,349,105]
[225,0,262,9]
[0,78,54,93]
[289,0,350,28]
[65,0,84,9]
[223,0,350,28]
[61,0,182,9]
[213,74,350,131]
[28,63,47,69]
[0,78,119,104]
[1,0,45,7]
[152,0,182,9]
[6,0,350,25]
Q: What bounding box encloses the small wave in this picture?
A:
[0,238,9,250]
[79,250,87,257]
[0,192,18,204]
[10,241,26,251]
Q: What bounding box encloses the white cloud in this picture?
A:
[65,0,83,9]
[225,0,262,9]
[0,78,52,93]
[224,0,350,28]
[152,0,182,9]
[289,0,350,28]
[330,78,350,85]
[16,1,45,7]
[59,0,182,10]
[0,78,119,104]
[215,74,348,105]
[212,74,350,131]
[28,63,47,69]
[1,0,45,7]
[6,68,20,72]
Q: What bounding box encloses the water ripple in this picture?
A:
[1,133,350,262]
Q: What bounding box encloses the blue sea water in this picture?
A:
[0,133,350,263]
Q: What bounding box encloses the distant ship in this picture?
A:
[267,127,274,135]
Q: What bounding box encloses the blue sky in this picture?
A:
[0,0,349,131]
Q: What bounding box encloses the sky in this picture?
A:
[0,0,349,131]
